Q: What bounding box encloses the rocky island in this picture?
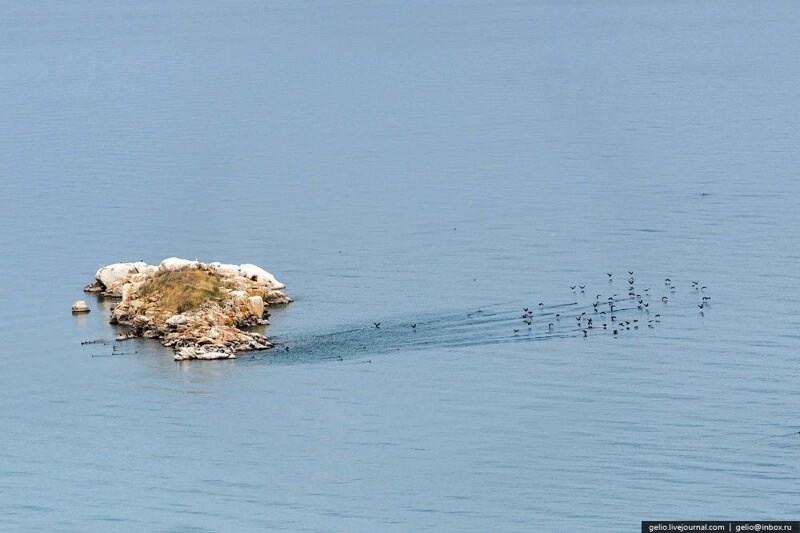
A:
[84,258,291,361]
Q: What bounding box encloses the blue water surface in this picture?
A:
[1,1,799,531]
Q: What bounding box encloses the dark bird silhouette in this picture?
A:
[582,330,588,337]
[579,285,586,291]
[411,324,416,329]
[523,307,530,313]
[570,285,576,290]
[285,346,290,351]
[524,319,532,325]
[374,322,381,328]
[607,272,613,278]
[513,329,519,334]
[628,270,634,275]
[661,296,668,303]
[548,323,554,330]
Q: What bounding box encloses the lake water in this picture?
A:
[2,1,799,530]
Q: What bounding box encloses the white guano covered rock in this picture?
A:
[239,264,285,290]
[95,263,138,295]
[71,300,90,313]
[93,262,157,296]
[159,257,200,272]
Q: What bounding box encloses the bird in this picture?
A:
[570,285,576,291]
[538,302,544,307]
[513,329,519,334]
[523,307,530,313]
[579,285,586,291]
[628,277,634,284]
[607,272,613,278]
[698,303,705,309]
[613,329,618,335]
[411,324,416,329]
[284,346,290,351]
[374,322,381,328]
[628,270,634,275]
[548,323,554,330]
[661,296,668,303]
[582,330,588,337]
[524,319,532,325]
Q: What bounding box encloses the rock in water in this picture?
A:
[71,300,91,313]
[84,258,290,360]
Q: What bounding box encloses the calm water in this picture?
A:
[2,1,800,531]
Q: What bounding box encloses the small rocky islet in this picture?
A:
[82,258,291,361]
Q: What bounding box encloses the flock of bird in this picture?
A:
[365,270,711,341]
